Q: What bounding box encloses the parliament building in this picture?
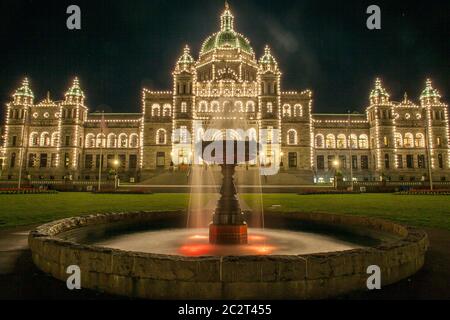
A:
[1,4,449,185]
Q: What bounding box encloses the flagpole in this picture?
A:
[98,111,104,192]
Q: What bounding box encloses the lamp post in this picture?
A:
[333,159,340,190]
[113,159,120,191]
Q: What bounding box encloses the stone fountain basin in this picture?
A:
[28,211,428,300]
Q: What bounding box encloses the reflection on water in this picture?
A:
[90,228,365,257]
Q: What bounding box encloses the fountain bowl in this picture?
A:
[29,211,428,299]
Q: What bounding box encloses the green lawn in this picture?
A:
[0,193,449,231]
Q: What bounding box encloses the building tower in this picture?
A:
[367,78,394,179]
[60,77,88,180]
[2,78,34,180]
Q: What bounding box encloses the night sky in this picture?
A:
[0,0,448,119]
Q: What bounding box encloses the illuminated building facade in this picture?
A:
[1,4,449,184]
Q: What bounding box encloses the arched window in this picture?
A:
[86,134,95,148]
[29,132,39,146]
[129,134,139,148]
[337,134,347,149]
[394,133,403,148]
[415,133,425,148]
[163,104,172,117]
[51,132,59,147]
[107,133,117,148]
[198,101,208,113]
[359,135,368,149]
[119,134,128,148]
[156,129,167,145]
[246,101,255,113]
[349,134,358,149]
[326,134,336,149]
[283,104,291,117]
[211,101,220,112]
[151,104,161,117]
[96,134,106,148]
[404,133,414,148]
[287,129,298,145]
[40,132,50,147]
[315,134,324,148]
[294,104,303,117]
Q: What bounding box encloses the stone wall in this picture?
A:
[29,211,428,299]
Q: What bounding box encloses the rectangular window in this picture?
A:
[418,155,426,169]
[267,102,273,114]
[339,155,347,169]
[384,154,390,169]
[95,155,104,169]
[64,153,70,168]
[317,155,325,170]
[40,153,48,168]
[65,136,70,146]
[288,152,297,168]
[119,154,126,169]
[85,155,93,169]
[361,156,369,170]
[129,155,137,169]
[397,155,403,169]
[327,155,335,170]
[156,152,165,168]
[51,154,57,168]
[12,136,17,147]
[28,153,36,168]
[107,155,114,169]
[406,155,414,169]
[352,155,358,170]
[438,154,443,169]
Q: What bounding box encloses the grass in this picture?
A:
[0,193,449,231]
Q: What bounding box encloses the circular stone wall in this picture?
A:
[28,211,428,299]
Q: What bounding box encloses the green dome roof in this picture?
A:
[65,77,85,98]
[13,78,34,98]
[420,79,441,100]
[201,31,253,54]
[200,3,253,55]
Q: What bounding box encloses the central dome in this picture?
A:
[200,3,254,55]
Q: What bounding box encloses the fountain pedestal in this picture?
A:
[200,140,259,245]
[209,164,248,244]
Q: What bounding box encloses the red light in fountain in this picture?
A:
[179,244,212,256]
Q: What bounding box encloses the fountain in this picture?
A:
[28,138,429,299]
[199,139,259,245]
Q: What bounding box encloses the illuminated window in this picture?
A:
[267,102,273,114]
[156,129,167,145]
[415,133,425,148]
[287,129,297,145]
[326,134,336,149]
[337,134,346,149]
[315,134,324,148]
[181,102,187,113]
[359,135,368,149]
[404,133,413,148]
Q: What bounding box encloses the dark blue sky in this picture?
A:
[0,0,448,117]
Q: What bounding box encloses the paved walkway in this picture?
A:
[0,225,449,299]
